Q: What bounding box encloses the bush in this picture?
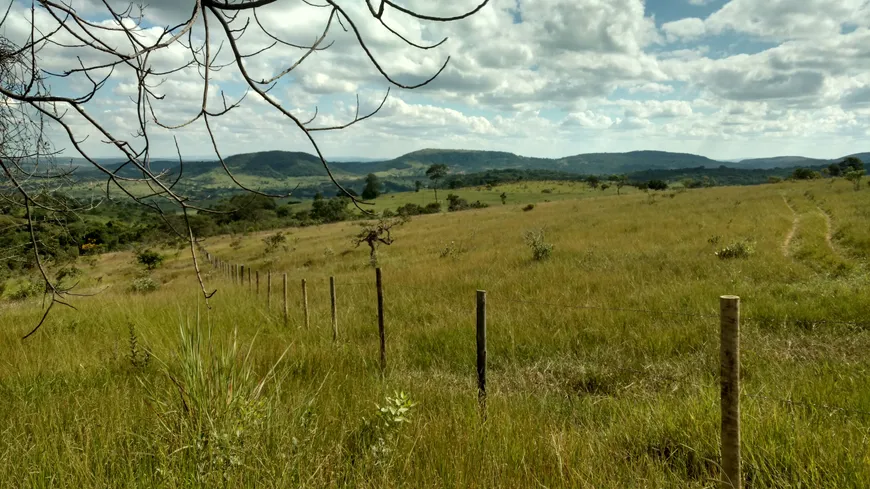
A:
[767,176,783,184]
[130,276,160,293]
[136,249,164,270]
[715,239,755,260]
[522,204,535,212]
[9,280,45,301]
[791,168,821,180]
[263,231,288,254]
[524,229,554,261]
[647,179,668,191]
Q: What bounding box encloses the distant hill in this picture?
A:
[69,148,868,190]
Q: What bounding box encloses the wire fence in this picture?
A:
[199,246,870,425]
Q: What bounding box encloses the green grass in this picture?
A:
[1,179,869,487]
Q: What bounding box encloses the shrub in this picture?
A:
[382,209,396,218]
[647,179,669,191]
[263,231,288,254]
[767,176,783,184]
[524,229,554,261]
[424,202,442,213]
[715,239,755,260]
[130,276,160,293]
[9,280,45,301]
[541,188,552,194]
[522,204,535,212]
[136,249,164,270]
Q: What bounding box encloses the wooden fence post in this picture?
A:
[720,295,741,489]
[330,276,337,342]
[302,279,310,330]
[267,271,272,308]
[376,268,386,374]
[256,271,260,295]
[477,290,487,417]
[240,265,245,288]
[283,273,288,327]
[248,267,252,290]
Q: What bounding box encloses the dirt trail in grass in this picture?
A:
[781,195,799,257]
[816,204,840,257]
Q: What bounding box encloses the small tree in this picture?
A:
[362,173,382,200]
[845,170,866,191]
[609,174,628,195]
[500,192,507,204]
[263,232,289,254]
[426,164,449,203]
[586,175,601,189]
[647,179,669,191]
[414,180,423,193]
[353,218,406,267]
[136,249,164,271]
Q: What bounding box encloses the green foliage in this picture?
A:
[524,229,554,261]
[262,231,288,255]
[522,203,535,212]
[500,192,507,204]
[127,323,151,369]
[715,239,755,259]
[136,249,164,270]
[396,202,440,217]
[8,279,45,301]
[130,276,160,293]
[647,179,669,191]
[844,170,865,191]
[426,163,448,201]
[414,180,423,192]
[446,193,489,212]
[362,173,382,200]
[828,157,864,177]
[792,168,821,180]
[141,323,287,485]
[309,196,350,223]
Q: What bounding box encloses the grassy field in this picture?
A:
[1,179,869,487]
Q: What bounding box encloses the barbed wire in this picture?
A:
[745,393,870,418]
[496,297,720,320]
[198,247,869,329]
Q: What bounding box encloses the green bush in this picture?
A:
[130,276,160,293]
[8,280,45,301]
[522,204,535,212]
[715,239,755,260]
[524,229,554,261]
[136,249,164,270]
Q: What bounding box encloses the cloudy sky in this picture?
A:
[3,0,870,161]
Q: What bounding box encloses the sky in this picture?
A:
[2,0,870,162]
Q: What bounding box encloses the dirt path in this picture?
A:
[781,195,798,257]
[816,204,839,257]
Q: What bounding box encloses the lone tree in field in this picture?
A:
[426,164,449,203]
[414,180,423,193]
[0,0,490,338]
[353,217,405,268]
[362,173,383,200]
[845,169,865,191]
[609,174,628,195]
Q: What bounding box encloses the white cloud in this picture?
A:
[3,0,868,162]
[662,18,707,43]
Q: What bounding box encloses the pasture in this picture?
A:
[1,179,869,488]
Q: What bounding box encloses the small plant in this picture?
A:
[707,235,721,246]
[263,231,288,254]
[522,204,535,212]
[524,229,554,261]
[375,391,417,428]
[136,249,165,271]
[500,192,507,204]
[130,276,160,293]
[715,239,755,260]
[127,323,151,369]
[348,391,418,467]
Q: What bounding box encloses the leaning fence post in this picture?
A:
[330,276,338,342]
[283,273,288,327]
[376,268,386,374]
[477,290,487,417]
[248,267,252,290]
[267,271,272,308]
[302,279,310,330]
[720,295,741,489]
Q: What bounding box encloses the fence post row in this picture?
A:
[476,290,487,418]
[720,295,741,489]
[376,268,386,374]
[330,276,338,342]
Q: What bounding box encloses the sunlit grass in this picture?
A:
[1,179,869,487]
